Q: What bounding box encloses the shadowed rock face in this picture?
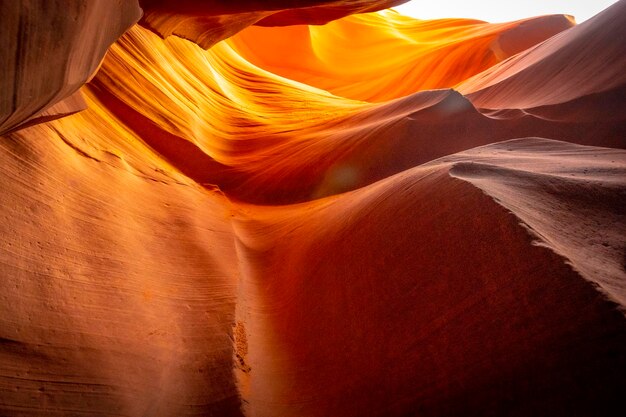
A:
[0,0,142,135]
[1,0,625,416]
[458,0,626,110]
[138,0,409,49]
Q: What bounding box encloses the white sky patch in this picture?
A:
[393,0,619,23]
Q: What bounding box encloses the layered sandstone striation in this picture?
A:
[1,0,625,416]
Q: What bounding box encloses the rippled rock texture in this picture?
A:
[1,0,625,416]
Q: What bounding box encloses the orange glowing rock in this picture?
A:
[230,12,574,102]
[88,9,623,204]
[0,1,625,416]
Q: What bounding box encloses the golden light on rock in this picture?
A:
[1,1,625,416]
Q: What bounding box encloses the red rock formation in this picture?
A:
[234,139,626,417]
[0,0,141,135]
[230,12,574,102]
[139,0,409,49]
[458,0,626,113]
[0,1,625,416]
